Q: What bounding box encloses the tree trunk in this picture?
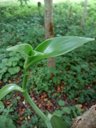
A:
[72,105,96,128]
[81,0,88,29]
[44,0,55,68]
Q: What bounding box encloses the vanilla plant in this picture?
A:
[0,36,94,128]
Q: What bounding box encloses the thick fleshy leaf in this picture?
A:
[24,51,44,69]
[35,36,94,58]
[7,43,34,56]
[25,36,94,68]
[51,115,68,128]
[0,84,24,100]
[7,36,94,69]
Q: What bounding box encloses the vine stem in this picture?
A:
[23,91,53,128]
[22,70,47,121]
[22,58,53,128]
[23,91,47,121]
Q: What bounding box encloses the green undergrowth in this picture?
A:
[0,1,96,128]
[29,41,96,103]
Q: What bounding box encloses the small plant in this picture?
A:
[0,51,23,82]
[0,101,16,128]
[0,36,94,128]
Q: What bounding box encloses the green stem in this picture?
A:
[22,62,52,128]
[23,91,47,121]
[22,69,28,89]
[22,69,47,122]
[46,120,53,128]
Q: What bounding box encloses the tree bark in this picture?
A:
[81,0,88,29]
[72,105,96,128]
[44,0,55,68]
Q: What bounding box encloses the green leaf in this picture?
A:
[0,101,4,111]
[62,107,71,114]
[0,115,16,128]
[8,67,20,75]
[51,115,68,128]
[0,84,24,100]
[7,36,94,69]
[58,100,65,106]
[35,36,94,58]
[26,36,94,68]
[54,110,64,117]
[7,43,34,57]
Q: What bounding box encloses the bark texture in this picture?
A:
[72,105,96,128]
[81,0,88,29]
[44,0,54,39]
[44,0,55,67]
